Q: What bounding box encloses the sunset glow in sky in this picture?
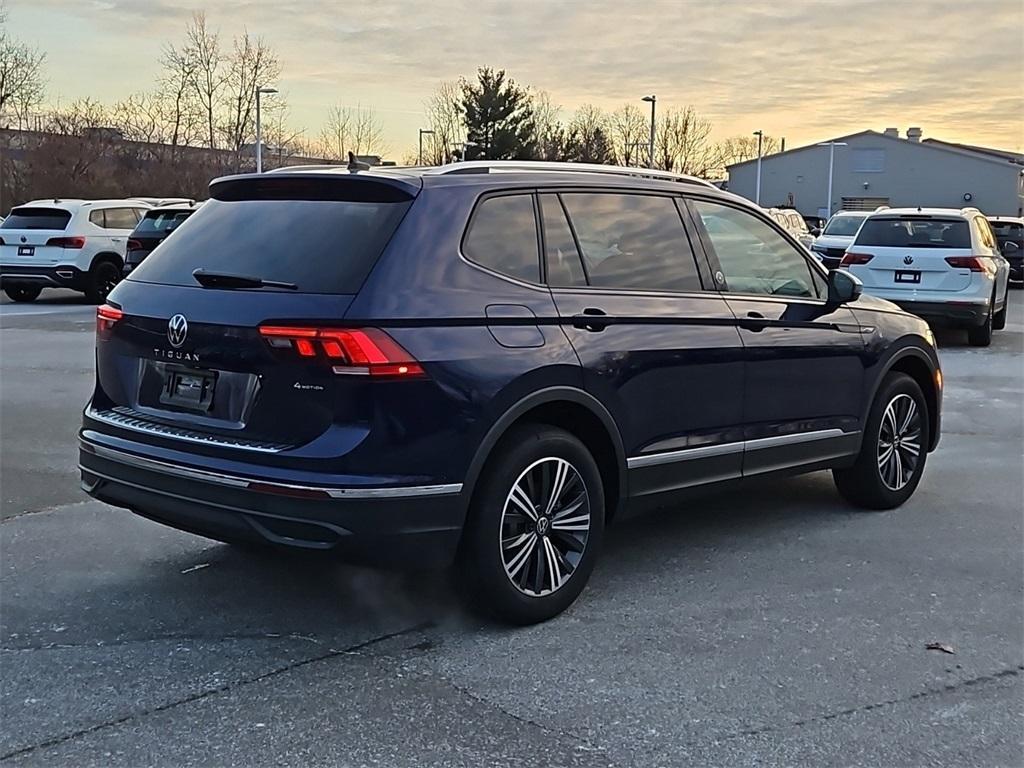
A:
[10,0,1024,156]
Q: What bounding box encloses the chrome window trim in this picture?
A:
[80,441,463,499]
[627,429,856,469]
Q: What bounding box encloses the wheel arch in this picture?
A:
[89,251,124,271]
[869,346,941,452]
[461,386,628,523]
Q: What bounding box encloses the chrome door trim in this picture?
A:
[80,441,463,499]
[627,429,857,469]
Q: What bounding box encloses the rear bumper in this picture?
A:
[78,435,467,568]
[0,264,87,290]
[887,299,989,327]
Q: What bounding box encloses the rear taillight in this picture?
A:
[945,256,995,274]
[840,252,874,266]
[46,236,86,249]
[96,304,123,337]
[127,239,142,252]
[258,326,426,378]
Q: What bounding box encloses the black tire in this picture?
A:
[993,288,1008,331]
[459,424,605,625]
[967,294,994,347]
[833,372,930,510]
[3,286,42,303]
[85,260,122,304]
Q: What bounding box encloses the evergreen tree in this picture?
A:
[460,68,536,160]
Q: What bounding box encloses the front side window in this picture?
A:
[558,193,702,292]
[692,199,817,298]
[463,195,540,283]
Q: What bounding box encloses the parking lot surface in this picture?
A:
[2,290,1022,766]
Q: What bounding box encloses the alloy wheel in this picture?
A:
[877,393,923,491]
[499,457,591,597]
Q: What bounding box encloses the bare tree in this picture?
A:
[317,104,385,161]
[422,80,463,164]
[0,10,46,128]
[530,88,563,161]
[713,134,781,177]
[564,104,612,164]
[609,103,647,166]
[159,42,200,150]
[655,106,716,176]
[222,29,281,167]
[184,12,224,149]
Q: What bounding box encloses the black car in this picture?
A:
[79,161,942,624]
[123,203,202,276]
[987,216,1023,283]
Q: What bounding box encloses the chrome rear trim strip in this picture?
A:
[627,429,857,469]
[86,407,288,453]
[80,441,463,499]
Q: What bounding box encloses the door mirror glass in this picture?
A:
[810,227,822,237]
[1002,239,1020,255]
[828,268,863,304]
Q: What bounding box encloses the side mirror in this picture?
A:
[810,227,822,237]
[827,268,863,304]
[1002,240,1020,255]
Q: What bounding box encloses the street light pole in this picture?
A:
[418,128,435,165]
[817,141,848,216]
[255,86,278,173]
[753,130,764,206]
[641,95,656,168]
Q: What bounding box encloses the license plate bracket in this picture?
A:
[158,365,217,412]
[894,270,921,284]
[17,246,35,257]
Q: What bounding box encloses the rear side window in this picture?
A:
[134,210,194,235]
[101,208,142,230]
[559,193,702,292]
[463,195,540,283]
[1,208,72,230]
[128,198,412,294]
[855,217,971,248]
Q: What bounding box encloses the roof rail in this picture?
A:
[428,160,717,188]
[960,206,981,215]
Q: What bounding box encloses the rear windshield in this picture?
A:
[1,208,72,231]
[823,215,865,236]
[854,217,971,248]
[126,198,411,294]
[133,209,195,235]
[989,221,1023,241]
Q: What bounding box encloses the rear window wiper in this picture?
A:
[191,269,297,291]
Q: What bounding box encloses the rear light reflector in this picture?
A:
[258,326,426,378]
[840,252,874,266]
[46,236,87,249]
[96,304,123,336]
[944,256,994,274]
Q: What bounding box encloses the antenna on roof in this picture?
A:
[347,151,370,174]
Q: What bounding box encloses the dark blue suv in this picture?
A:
[80,161,942,623]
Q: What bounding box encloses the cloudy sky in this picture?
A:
[9,0,1024,156]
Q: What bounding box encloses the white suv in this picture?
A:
[0,199,152,302]
[841,207,1011,346]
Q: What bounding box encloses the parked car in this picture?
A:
[767,207,814,248]
[841,207,1011,346]
[811,211,869,268]
[124,202,203,276]
[802,214,826,234]
[987,216,1023,284]
[80,161,942,624]
[0,199,151,302]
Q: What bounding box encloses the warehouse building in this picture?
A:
[727,127,1024,219]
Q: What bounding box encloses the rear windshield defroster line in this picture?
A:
[126,196,413,295]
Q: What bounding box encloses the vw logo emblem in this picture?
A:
[20,236,26,243]
[903,255,914,265]
[167,314,188,348]
[536,517,550,535]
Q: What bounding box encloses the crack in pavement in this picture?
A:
[717,664,1024,744]
[0,622,434,763]
[2,631,329,652]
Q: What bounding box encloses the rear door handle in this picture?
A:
[572,307,610,332]
[740,310,770,332]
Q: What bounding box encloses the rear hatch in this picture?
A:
[125,208,196,270]
[91,173,420,459]
[0,207,75,266]
[844,214,973,292]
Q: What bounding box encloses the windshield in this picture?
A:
[854,217,971,248]
[1,208,72,231]
[989,221,1023,244]
[133,210,195,235]
[823,215,865,236]
[127,197,412,294]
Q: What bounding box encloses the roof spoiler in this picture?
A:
[209,173,421,203]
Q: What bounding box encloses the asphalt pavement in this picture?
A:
[2,288,1022,767]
